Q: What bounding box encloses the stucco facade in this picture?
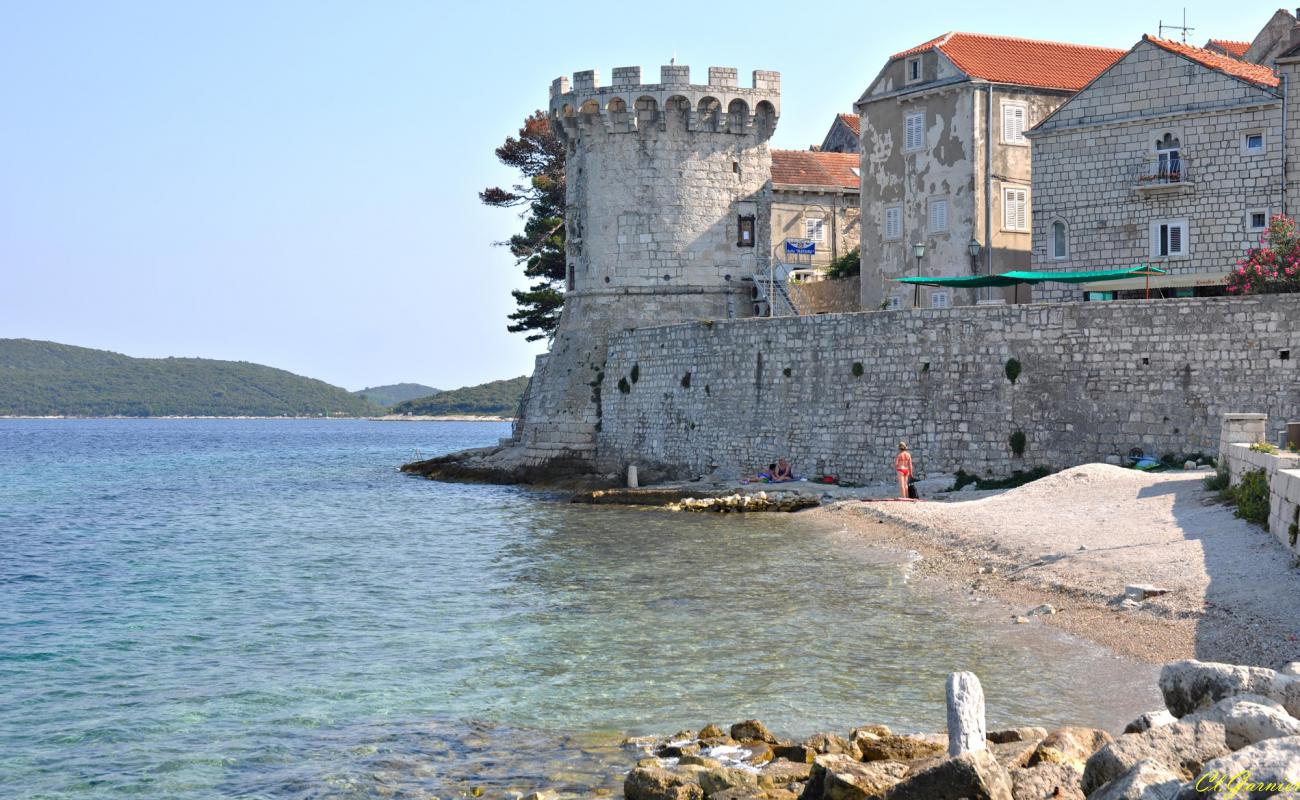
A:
[1028,38,1283,302]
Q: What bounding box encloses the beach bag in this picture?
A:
[907,477,920,499]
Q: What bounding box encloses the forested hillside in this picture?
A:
[0,339,378,417]
[390,376,527,417]
[352,383,440,408]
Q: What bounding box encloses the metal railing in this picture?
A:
[1131,155,1190,186]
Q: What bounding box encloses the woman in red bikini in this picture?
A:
[894,442,913,499]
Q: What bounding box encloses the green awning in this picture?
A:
[895,265,1167,288]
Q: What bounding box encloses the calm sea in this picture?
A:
[0,419,1158,799]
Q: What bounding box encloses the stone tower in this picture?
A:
[491,65,782,481]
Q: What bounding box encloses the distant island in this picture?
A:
[389,376,527,418]
[352,383,440,408]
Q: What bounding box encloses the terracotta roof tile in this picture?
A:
[889,31,1126,91]
[771,150,859,189]
[1206,38,1251,59]
[837,113,861,136]
[1144,35,1279,88]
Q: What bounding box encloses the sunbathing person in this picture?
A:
[772,458,793,481]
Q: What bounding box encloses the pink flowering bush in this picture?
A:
[1227,214,1300,294]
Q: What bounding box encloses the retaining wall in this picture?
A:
[595,295,1300,483]
[1221,416,1300,556]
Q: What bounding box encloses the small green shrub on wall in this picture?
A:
[617,377,631,394]
[1009,430,1026,457]
[1227,468,1269,526]
[630,364,640,384]
[851,362,864,377]
[1005,358,1022,385]
[681,372,691,389]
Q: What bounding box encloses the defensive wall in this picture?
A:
[592,294,1300,484]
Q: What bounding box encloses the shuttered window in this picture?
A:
[1002,187,1028,232]
[884,206,902,240]
[1152,219,1188,257]
[1002,102,1027,145]
[904,112,924,152]
[805,217,825,242]
[928,199,948,232]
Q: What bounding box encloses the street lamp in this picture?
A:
[967,238,982,273]
[912,242,926,308]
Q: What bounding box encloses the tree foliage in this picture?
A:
[826,246,861,279]
[0,339,378,417]
[390,376,528,417]
[352,383,440,408]
[481,112,567,340]
[1227,214,1300,295]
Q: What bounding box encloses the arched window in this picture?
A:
[1155,132,1181,181]
[1051,221,1068,260]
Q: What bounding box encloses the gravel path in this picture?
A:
[813,464,1300,667]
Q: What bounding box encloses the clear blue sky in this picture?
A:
[0,1,1267,390]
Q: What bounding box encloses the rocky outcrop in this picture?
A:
[624,765,706,800]
[1158,660,1293,718]
[1184,694,1300,749]
[1080,720,1229,794]
[1086,759,1183,800]
[880,749,1012,800]
[1026,727,1114,770]
[400,445,611,489]
[858,733,945,763]
[1177,735,1300,799]
[800,754,906,800]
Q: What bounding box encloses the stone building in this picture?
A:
[854,33,1126,311]
[1205,39,1250,60]
[768,149,861,313]
[820,113,860,153]
[447,65,782,481]
[1027,36,1283,301]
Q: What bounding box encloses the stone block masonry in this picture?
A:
[595,295,1300,484]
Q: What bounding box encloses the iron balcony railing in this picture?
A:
[1131,155,1190,187]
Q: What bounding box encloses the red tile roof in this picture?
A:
[889,32,1126,91]
[1144,35,1279,88]
[1206,38,1251,59]
[837,113,861,136]
[771,150,859,189]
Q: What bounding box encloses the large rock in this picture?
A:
[1159,660,1289,717]
[947,671,988,756]
[738,742,775,765]
[859,734,945,763]
[1008,762,1084,800]
[879,749,1012,800]
[803,733,861,759]
[624,766,706,800]
[1086,759,1183,800]
[1125,711,1177,735]
[1176,735,1300,799]
[989,727,1048,744]
[989,738,1042,770]
[798,755,905,800]
[700,724,728,739]
[773,744,817,764]
[758,760,813,790]
[1184,694,1300,750]
[732,720,780,744]
[1026,727,1114,770]
[1081,720,1229,795]
[699,765,758,797]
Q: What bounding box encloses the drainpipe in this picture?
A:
[984,85,994,295]
[1283,72,1289,217]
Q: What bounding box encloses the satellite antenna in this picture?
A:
[1158,8,1194,43]
[670,51,677,65]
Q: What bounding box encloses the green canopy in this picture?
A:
[895,265,1166,288]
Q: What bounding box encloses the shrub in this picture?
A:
[617,377,631,394]
[681,372,691,389]
[951,467,1051,492]
[826,246,861,279]
[630,364,640,384]
[1203,464,1230,492]
[1226,214,1300,295]
[1009,430,1026,457]
[851,362,864,377]
[1250,441,1280,455]
[1005,358,1022,385]
[782,367,791,378]
[1227,468,1269,526]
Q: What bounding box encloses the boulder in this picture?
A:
[699,766,759,797]
[1125,711,1177,735]
[679,756,724,769]
[799,755,905,800]
[988,727,1048,744]
[1026,727,1114,770]
[879,749,1012,800]
[773,744,817,763]
[1176,735,1300,799]
[732,720,780,745]
[859,734,945,763]
[850,725,892,739]
[989,739,1042,770]
[803,733,861,759]
[1086,759,1183,800]
[758,760,813,790]
[624,766,706,800]
[660,742,702,758]
[1124,584,1169,601]
[947,671,988,756]
[700,724,728,739]
[1158,660,1287,717]
[1008,762,1084,800]
[1184,693,1300,750]
[739,742,775,766]
[1081,720,1229,795]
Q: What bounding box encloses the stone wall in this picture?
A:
[789,276,861,315]
[1220,414,1300,557]
[595,295,1300,484]
[1028,40,1283,302]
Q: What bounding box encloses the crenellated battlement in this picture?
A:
[548,65,780,141]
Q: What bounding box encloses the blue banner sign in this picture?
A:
[785,239,815,255]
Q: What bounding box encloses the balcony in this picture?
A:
[1131,156,1192,194]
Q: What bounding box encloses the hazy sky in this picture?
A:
[0,2,1266,390]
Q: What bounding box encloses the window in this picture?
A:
[930,291,950,309]
[883,205,902,240]
[1244,131,1265,154]
[904,111,924,152]
[805,216,825,243]
[906,57,922,83]
[737,215,755,247]
[1150,218,1188,258]
[1051,221,1068,259]
[928,198,948,232]
[1001,102,1028,145]
[1247,209,1269,232]
[1002,187,1029,232]
[1155,132,1181,180]
[887,295,903,310]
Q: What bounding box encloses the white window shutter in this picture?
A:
[1016,190,1027,230]
[1170,224,1182,254]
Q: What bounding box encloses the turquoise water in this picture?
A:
[0,420,1159,799]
